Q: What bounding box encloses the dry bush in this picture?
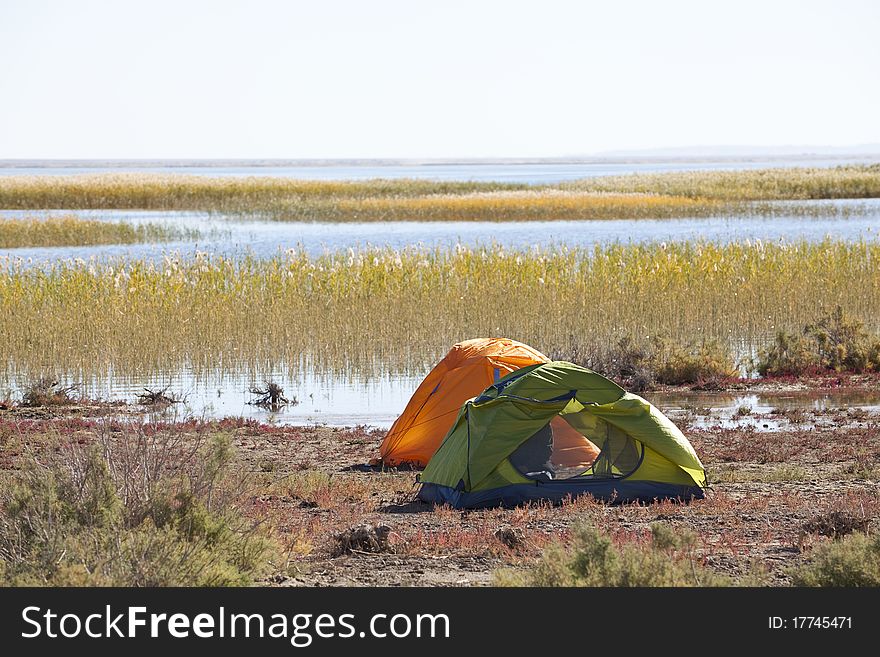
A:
[556,335,737,391]
[802,511,871,538]
[331,523,392,556]
[494,526,526,550]
[790,531,880,586]
[20,377,78,407]
[495,522,738,587]
[758,306,880,376]
[0,420,281,586]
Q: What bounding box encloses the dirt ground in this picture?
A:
[2,374,879,586]
[231,408,879,586]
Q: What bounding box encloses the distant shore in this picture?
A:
[3,152,880,170]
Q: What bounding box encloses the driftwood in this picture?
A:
[21,377,79,407]
[137,386,183,407]
[248,382,296,409]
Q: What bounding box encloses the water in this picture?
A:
[4,160,880,426]
[72,370,423,428]
[2,156,878,184]
[652,390,880,413]
[8,370,879,429]
[650,390,880,431]
[3,199,880,265]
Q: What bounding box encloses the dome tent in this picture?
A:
[379,338,548,467]
[418,361,706,509]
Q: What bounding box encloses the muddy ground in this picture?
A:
[1,374,879,586]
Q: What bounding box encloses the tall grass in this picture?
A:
[0,215,196,248]
[563,164,880,200]
[309,190,723,221]
[0,174,524,213]
[0,165,878,221]
[1,240,879,379]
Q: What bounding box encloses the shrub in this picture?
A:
[558,335,737,390]
[557,336,656,391]
[802,511,870,538]
[494,522,731,587]
[20,377,78,407]
[789,531,880,586]
[758,307,880,376]
[0,424,280,586]
[652,337,739,386]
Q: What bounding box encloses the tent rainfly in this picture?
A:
[378,338,548,467]
[418,361,706,509]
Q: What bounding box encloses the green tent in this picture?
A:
[418,361,706,508]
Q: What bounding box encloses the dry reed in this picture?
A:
[0,215,196,248]
[1,165,877,221]
[1,240,878,380]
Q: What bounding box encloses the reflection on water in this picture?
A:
[3,369,424,428]
[3,199,880,266]
[649,390,880,431]
[4,367,880,429]
[650,390,880,412]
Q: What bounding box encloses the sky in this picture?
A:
[1,0,879,159]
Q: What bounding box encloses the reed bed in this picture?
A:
[0,215,196,248]
[0,174,524,211]
[1,240,879,380]
[563,165,880,200]
[0,165,877,221]
[296,190,722,221]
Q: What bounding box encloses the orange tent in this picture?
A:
[378,338,549,466]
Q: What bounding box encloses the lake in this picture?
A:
[4,160,880,426]
[24,370,880,430]
[2,199,879,265]
[2,156,879,184]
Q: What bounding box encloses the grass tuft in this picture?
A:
[494,522,735,586]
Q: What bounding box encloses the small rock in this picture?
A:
[802,510,869,538]
[494,526,526,550]
[332,523,393,556]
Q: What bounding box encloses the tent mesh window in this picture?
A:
[589,422,641,478]
[507,424,551,480]
[509,413,640,481]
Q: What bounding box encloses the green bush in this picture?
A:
[790,532,880,586]
[495,522,732,587]
[0,428,280,586]
[758,307,880,376]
